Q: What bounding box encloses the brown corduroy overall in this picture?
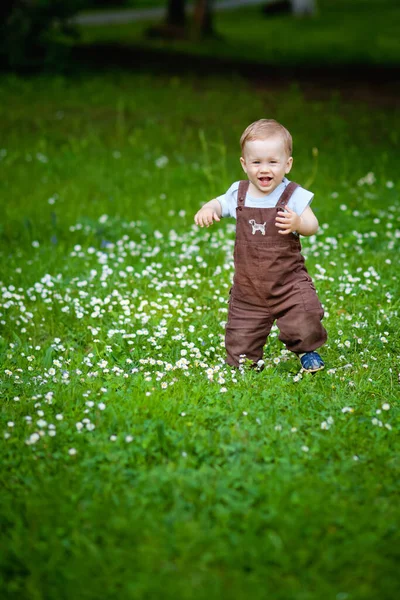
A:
[225,180,327,367]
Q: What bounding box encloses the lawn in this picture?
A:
[0,68,399,599]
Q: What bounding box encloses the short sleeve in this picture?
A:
[287,186,314,216]
[215,181,240,218]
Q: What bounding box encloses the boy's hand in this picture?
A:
[275,205,301,235]
[194,205,221,228]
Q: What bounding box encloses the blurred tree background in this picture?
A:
[1,0,398,71]
[0,1,86,67]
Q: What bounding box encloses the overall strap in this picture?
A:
[237,180,250,208]
[276,181,300,209]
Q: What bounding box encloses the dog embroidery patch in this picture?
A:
[249,219,267,235]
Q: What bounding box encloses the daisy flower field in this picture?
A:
[1,72,399,600]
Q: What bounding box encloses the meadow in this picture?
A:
[0,67,399,599]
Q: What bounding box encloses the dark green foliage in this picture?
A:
[0,0,85,68]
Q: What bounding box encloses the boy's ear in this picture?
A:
[285,156,293,174]
[240,156,247,173]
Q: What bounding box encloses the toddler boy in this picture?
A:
[194,119,327,372]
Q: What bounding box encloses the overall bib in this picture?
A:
[225,180,327,367]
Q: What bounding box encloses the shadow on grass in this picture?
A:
[69,41,400,105]
[71,41,399,83]
[2,37,399,107]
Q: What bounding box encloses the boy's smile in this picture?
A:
[240,136,293,198]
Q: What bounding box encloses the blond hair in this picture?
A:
[240,119,293,156]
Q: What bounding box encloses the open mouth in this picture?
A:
[258,176,273,185]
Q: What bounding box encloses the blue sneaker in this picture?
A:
[299,352,325,373]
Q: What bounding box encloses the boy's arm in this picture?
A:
[194,199,222,228]
[275,205,319,236]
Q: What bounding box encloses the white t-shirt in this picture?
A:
[216,177,313,219]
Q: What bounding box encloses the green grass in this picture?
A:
[0,70,400,599]
[78,0,400,67]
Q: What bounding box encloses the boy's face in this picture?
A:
[240,136,293,197]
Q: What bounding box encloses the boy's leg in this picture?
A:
[225,286,273,368]
[274,281,327,354]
